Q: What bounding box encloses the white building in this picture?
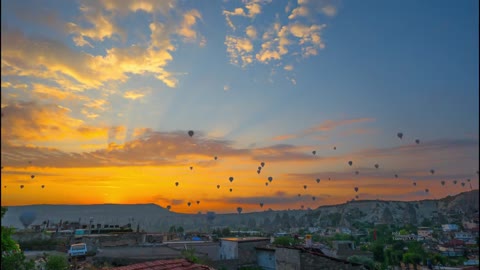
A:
[441,224,459,232]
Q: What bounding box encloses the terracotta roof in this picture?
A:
[110,258,215,270]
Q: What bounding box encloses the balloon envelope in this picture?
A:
[316,178,320,183]
[397,132,403,139]
[188,130,194,137]
[268,176,273,182]
[312,151,316,155]
[229,177,234,182]
[348,161,353,166]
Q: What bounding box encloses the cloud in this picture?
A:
[123,88,150,100]
[270,118,375,142]
[0,101,114,145]
[245,25,258,39]
[284,65,294,71]
[223,85,230,91]
[225,35,254,67]
[177,10,203,41]
[287,0,339,19]
[32,83,88,101]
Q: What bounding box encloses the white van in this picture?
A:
[67,243,87,258]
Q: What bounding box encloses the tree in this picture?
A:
[347,255,375,269]
[1,207,35,270]
[221,227,231,237]
[45,255,69,270]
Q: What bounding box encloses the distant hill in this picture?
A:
[2,190,478,232]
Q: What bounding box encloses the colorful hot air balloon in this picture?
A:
[188,130,194,137]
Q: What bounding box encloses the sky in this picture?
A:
[1,0,478,214]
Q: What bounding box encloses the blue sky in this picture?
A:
[1,0,478,212]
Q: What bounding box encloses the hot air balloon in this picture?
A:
[312,196,316,201]
[214,156,218,160]
[41,185,45,189]
[453,180,457,185]
[229,188,233,192]
[190,166,193,170]
[175,182,179,187]
[167,205,171,210]
[441,181,445,186]
[268,176,273,183]
[258,166,262,170]
[430,169,435,175]
[4,185,6,188]
[467,179,471,182]
[197,200,200,205]
[188,130,194,137]
[20,185,24,189]
[354,187,359,192]
[257,170,261,174]
[217,185,220,189]
[260,162,265,167]
[374,164,379,169]
[333,146,337,150]
[425,188,429,193]
[265,182,269,186]
[348,161,353,166]
[415,139,420,144]
[312,151,316,155]
[394,174,398,178]
[461,182,465,187]
[237,207,243,214]
[187,202,191,207]
[355,195,359,199]
[413,182,417,186]
[229,177,234,182]
[355,171,359,175]
[303,185,307,190]
[259,203,264,208]
[316,178,320,183]
[31,175,35,179]
[301,205,304,209]
[397,132,403,139]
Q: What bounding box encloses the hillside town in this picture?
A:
[2,191,479,270]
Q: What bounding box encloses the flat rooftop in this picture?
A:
[220,237,270,243]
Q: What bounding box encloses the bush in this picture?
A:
[45,255,69,270]
[18,239,60,251]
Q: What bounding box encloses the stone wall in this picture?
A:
[275,247,367,270]
[238,240,270,266]
[275,247,301,270]
[300,252,367,270]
